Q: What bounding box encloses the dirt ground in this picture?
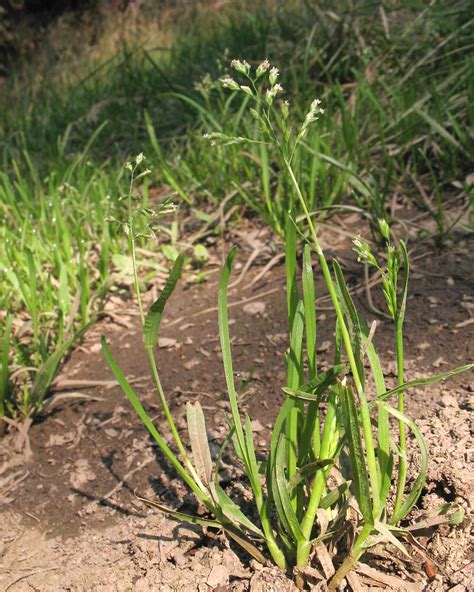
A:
[1,217,473,591]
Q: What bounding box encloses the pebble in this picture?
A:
[207,565,229,587]
[441,393,458,407]
[243,301,266,316]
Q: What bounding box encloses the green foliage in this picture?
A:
[2,1,472,231]
[1,0,472,418]
[103,70,473,587]
[0,151,119,417]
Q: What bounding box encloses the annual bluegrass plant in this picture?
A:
[103,63,473,589]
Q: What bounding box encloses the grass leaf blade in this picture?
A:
[186,401,212,485]
[143,253,185,349]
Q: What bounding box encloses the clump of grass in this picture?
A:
[0,144,128,419]
[3,1,472,236]
[103,62,472,588]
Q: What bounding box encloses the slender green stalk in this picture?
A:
[297,390,338,565]
[127,168,145,326]
[393,318,407,516]
[218,248,286,569]
[145,348,196,477]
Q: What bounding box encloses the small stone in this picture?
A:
[317,340,331,353]
[158,337,179,349]
[243,301,266,316]
[207,564,229,587]
[440,393,457,407]
[184,358,200,370]
[251,420,265,432]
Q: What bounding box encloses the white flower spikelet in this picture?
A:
[231,59,251,75]
[220,77,240,91]
[256,59,270,78]
[269,67,279,86]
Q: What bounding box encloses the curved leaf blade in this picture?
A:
[143,253,185,349]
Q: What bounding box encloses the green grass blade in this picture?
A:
[161,91,222,131]
[136,494,221,528]
[359,316,391,512]
[375,364,474,404]
[244,414,261,491]
[101,336,206,502]
[379,402,428,525]
[218,248,252,473]
[412,107,464,151]
[223,528,268,565]
[397,240,409,326]
[287,301,305,389]
[287,301,305,488]
[300,241,318,461]
[140,488,268,564]
[143,253,185,349]
[274,435,305,543]
[332,260,365,386]
[341,384,373,525]
[31,320,94,412]
[302,244,317,380]
[268,397,293,477]
[282,363,348,401]
[0,317,12,416]
[213,483,265,538]
[287,459,334,495]
[319,482,350,511]
[285,214,299,332]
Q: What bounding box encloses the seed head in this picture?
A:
[378,218,391,242]
[281,100,290,120]
[353,237,378,268]
[305,99,324,123]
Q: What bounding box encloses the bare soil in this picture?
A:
[1,218,473,591]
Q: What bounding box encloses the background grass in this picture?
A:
[0,0,473,416]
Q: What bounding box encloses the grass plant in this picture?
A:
[0,149,127,418]
[103,62,473,588]
[2,0,472,420]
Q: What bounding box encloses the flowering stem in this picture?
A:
[127,168,145,326]
[393,317,407,517]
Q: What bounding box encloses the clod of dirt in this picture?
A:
[243,302,266,316]
[207,564,229,587]
[70,458,97,489]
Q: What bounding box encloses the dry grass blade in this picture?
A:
[356,563,422,591]
[186,401,212,485]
